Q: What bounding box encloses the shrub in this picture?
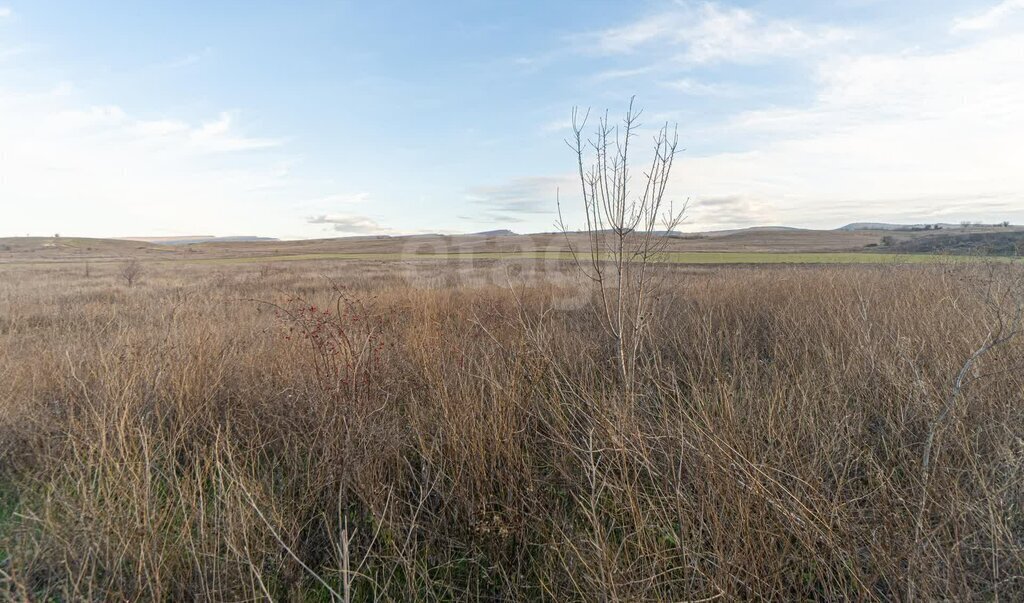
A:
[120,259,143,287]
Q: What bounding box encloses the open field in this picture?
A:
[0,257,1022,600]
[4,1,1022,600]
[4,225,1023,266]
[182,251,1014,266]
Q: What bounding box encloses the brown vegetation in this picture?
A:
[0,258,1022,600]
[0,228,988,265]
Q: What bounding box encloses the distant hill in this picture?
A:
[125,236,279,245]
[10,223,1024,263]
[838,222,987,231]
[471,229,517,236]
[696,226,805,236]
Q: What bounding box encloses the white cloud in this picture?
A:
[591,66,655,82]
[465,176,573,224]
[587,2,852,64]
[678,33,1024,229]
[952,0,1024,32]
[540,118,572,134]
[22,101,280,153]
[304,192,372,206]
[180,112,281,152]
[665,77,742,97]
[0,7,11,19]
[307,214,390,234]
[0,81,298,237]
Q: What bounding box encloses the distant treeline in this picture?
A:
[884,231,1024,256]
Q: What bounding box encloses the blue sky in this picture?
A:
[1,0,1022,238]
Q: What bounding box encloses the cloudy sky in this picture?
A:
[1,1,1022,238]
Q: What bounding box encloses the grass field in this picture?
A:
[4,249,1014,268]
[0,258,1022,600]
[5,226,1023,266]
[190,250,1010,265]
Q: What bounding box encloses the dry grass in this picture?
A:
[4,225,1015,264]
[0,258,1021,600]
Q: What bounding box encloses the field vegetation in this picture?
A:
[5,224,1022,267]
[883,230,1024,257]
[0,257,1022,600]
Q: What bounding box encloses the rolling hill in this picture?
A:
[3,225,1021,264]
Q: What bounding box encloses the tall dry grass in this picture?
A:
[0,259,1021,600]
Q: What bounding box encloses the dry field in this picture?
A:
[0,257,1022,600]
[5,225,1022,265]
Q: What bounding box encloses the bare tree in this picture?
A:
[557,97,685,393]
[120,259,143,287]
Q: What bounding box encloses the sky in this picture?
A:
[0,0,1022,239]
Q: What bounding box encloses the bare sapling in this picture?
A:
[120,259,142,287]
[557,97,685,394]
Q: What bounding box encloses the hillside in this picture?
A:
[180,227,888,258]
[0,237,169,262]
[839,222,1018,232]
[3,225,1021,264]
[884,230,1024,256]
